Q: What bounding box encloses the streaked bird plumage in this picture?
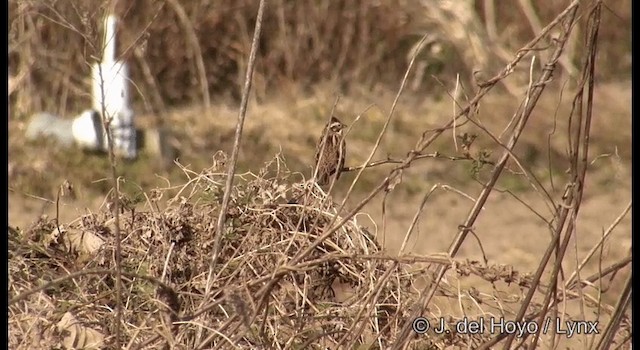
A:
[314,116,347,186]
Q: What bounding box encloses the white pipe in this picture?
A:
[103,15,117,64]
[90,14,137,159]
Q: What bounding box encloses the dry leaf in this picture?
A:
[64,228,105,255]
[57,312,105,349]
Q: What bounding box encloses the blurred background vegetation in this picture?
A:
[9,0,630,117]
[8,0,631,203]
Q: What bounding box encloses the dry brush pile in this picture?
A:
[9,154,527,349]
[8,151,630,348]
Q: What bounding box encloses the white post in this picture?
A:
[91,14,137,159]
[103,15,116,66]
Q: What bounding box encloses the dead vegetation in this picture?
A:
[8,152,631,349]
[9,155,530,349]
[9,0,631,118]
[8,0,632,349]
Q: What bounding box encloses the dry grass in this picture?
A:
[8,0,632,349]
[7,153,631,349]
[8,156,534,349]
[9,0,630,118]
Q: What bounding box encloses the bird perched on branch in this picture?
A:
[314,116,347,186]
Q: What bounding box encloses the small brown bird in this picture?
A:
[314,116,347,186]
